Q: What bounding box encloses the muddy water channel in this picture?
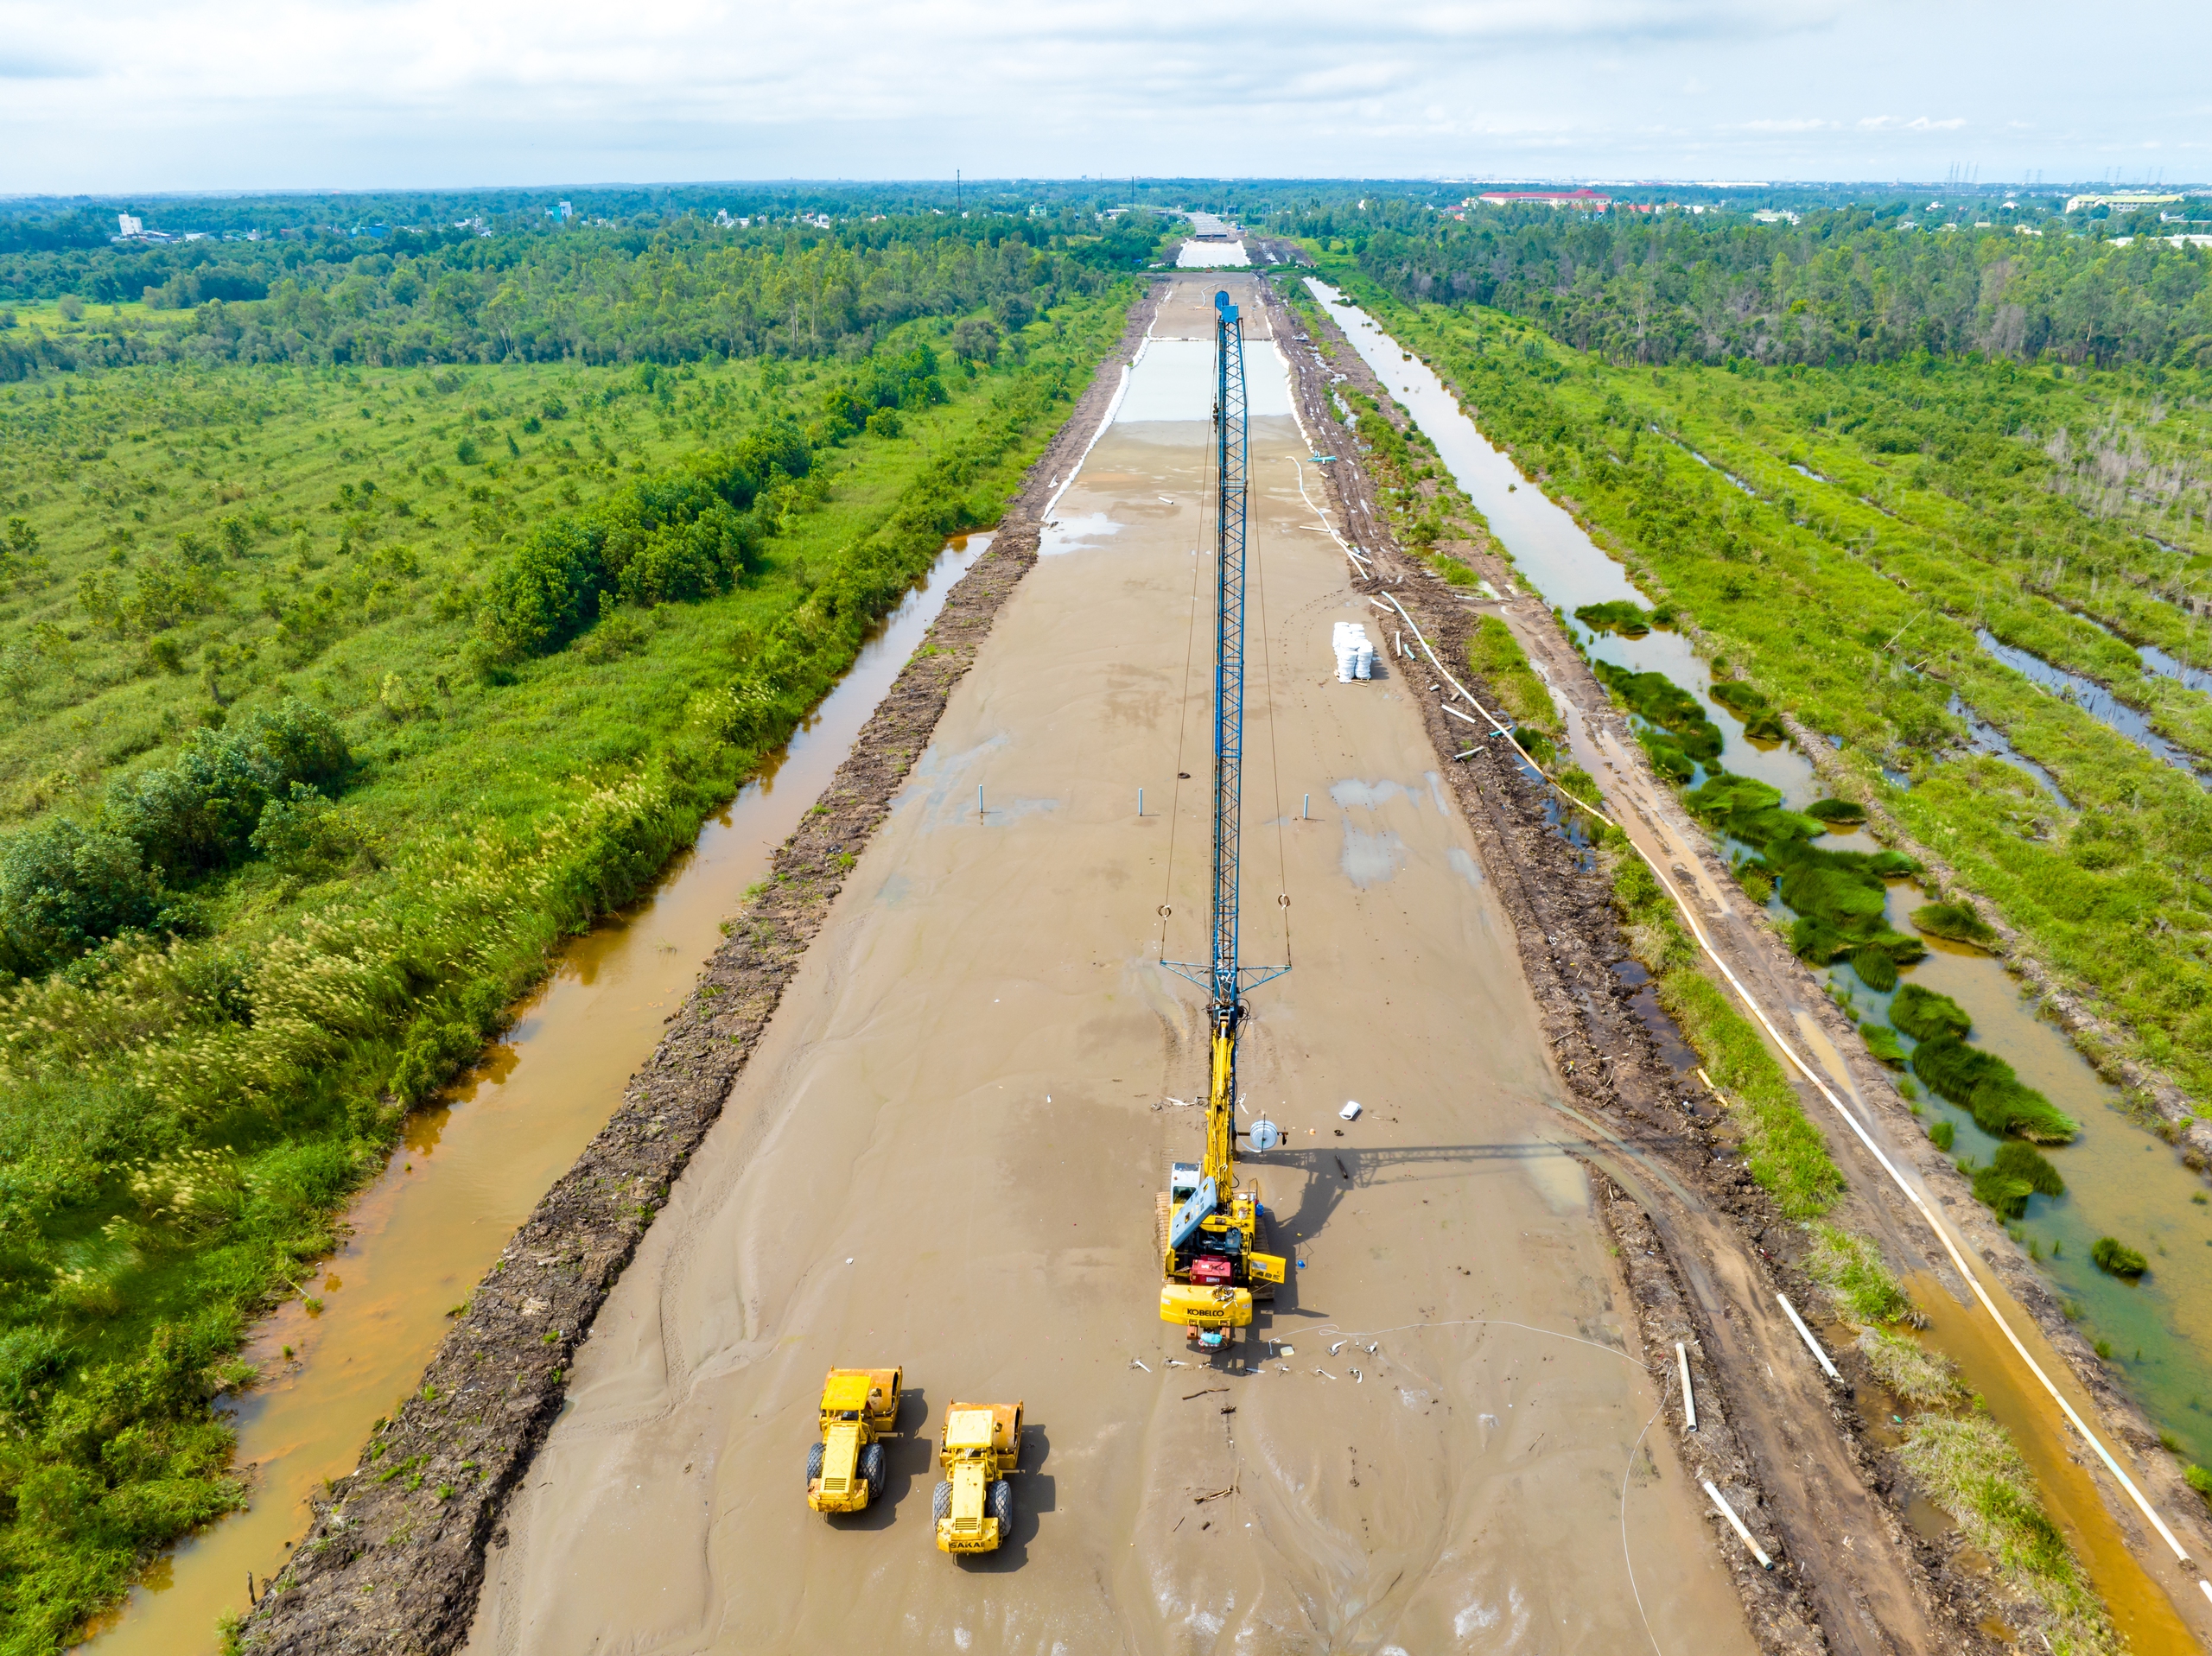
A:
[1306,281,2212,1609]
[1306,282,1817,811]
[1821,843,2212,1468]
[79,536,992,1655]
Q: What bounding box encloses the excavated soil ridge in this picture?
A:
[233,287,1165,1655]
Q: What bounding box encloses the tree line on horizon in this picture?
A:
[1282,203,2212,370]
[0,211,1170,383]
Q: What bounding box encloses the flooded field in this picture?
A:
[82,536,994,1655]
[1304,278,2212,1640]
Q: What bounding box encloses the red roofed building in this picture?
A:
[1474,189,1611,211]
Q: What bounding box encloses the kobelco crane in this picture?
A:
[1156,289,1290,1355]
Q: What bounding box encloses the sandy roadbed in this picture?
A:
[455,276,1754,1653]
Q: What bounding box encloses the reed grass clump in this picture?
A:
[1708,678,1789,740]
[1899,1414,2120,1655]
[1912,899,1998,949]
[1862,1023,1907,1066]
[1891,982,1972,1042]
[1573,598,1652,637]
[2090,1236,2147,1278]
[1859,1327,1965,1405]
[1911,1034,2078,1143]
[1807,1223,1916,1324]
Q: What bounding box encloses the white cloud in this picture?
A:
[0,0,2201,189]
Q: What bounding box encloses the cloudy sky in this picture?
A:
[1,0,2204,194]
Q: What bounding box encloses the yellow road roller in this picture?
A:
[806,1367,901,1514]
[932,1399,1022,1553]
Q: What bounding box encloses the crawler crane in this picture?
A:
[1156,289,1290,1355]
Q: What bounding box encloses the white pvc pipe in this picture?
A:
[1678,1342,1697,1431]
[1703,1480,1773,1570]
[1777,1294,1840,1382]
[1374,584,2212,1598]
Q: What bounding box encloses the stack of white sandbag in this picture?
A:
[1332,621,1376,682]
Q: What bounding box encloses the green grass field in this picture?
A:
[1304,252,2212,1116]
[0,274,1135,1649]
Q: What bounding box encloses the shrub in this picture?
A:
[2090,1236,2147,1278]
[0,821,165,977]
[1806,796,1868,826]
[1891,982,1971,1041]
[1928,1118,1955,1151]
[1863,1023,1906,1065]
[102,701,351,878]
[248,784,366,878]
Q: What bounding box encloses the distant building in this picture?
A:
[1475,189,1611,211]
[558,201,573,220]
[116,213,143,238]
[1751,208,1801,225]
[2064,192,2183,213]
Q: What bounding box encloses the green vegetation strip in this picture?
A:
[1310,257,2212,1109]
[1446,498,2125,1647]
[0,221,1138,1646]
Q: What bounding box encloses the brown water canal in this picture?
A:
[1306,279,2212,1639]
[76,535,994,1655]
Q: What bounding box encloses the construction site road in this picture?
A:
[464,275,1757,1654]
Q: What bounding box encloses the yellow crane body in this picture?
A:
[1157,1025,1287,1348]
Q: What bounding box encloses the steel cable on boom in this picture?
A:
[1158,341,1217,967]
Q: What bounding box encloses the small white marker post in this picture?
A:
[1138,788,1144,817]
[977,784,985,821]
[1702,1480,1773,1570]
[1303,793,1310,820]
[1777,1294,1840,1381]
[1677,1342,1696,1431]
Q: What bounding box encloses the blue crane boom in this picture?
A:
[1156,289,1289,1355]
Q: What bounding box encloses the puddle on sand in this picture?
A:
[1607,960,1703,1082]
[1903,1272,2203,1654]
[1302,281,1819,809]
[79,535,993,1656]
